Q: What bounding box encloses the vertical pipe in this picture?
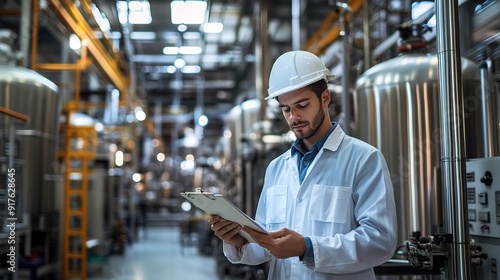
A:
[254,0,269,103]
[479,62,494,158]
[362,0,370,71]
[155,99,162,137]
[20,0,31,67]
[30,0,39,70]
[435,0,471,279]
[291,0,301,50]
[8,123,14,171]
[337,2,352,134]
[254,0,269,214]
[254,0,269,133]
[194,76,205,142]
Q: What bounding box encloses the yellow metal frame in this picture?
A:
[29,0,131,278]
[304,0,363,55]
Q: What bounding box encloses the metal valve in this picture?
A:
[406,232,449,270]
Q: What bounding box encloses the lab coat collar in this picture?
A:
[322,124,345,152]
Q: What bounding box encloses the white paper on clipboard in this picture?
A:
[180,191,267,243]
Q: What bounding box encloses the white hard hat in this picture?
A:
[266,50,334,100]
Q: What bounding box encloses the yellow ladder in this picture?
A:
[59,125,96,280]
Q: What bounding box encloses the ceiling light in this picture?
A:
[69,34,81,50]
[203,22,223,33]
[174,58,186,68]
[179,46,202,55]
[171,1,207,25]
[117,1,152,24]
[198,115,208,126]
[130,31,156,40]
[167,65,177,73]
[163,46,179,55]
[182,65,201,74]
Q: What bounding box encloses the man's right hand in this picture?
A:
[208,215,248,248]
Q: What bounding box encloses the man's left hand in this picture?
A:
[242,227,306,259]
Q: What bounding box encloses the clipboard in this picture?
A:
[180,189,267,243]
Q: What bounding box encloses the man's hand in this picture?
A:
[242,227,305,259]
[208,215,247,248]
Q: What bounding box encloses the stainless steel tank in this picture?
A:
[0,31,60,226]
[223,98,262,214]
[353,53,500,248]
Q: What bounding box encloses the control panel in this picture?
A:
[466,157,500,238]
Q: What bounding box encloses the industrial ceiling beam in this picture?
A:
[46,0,130,99]
[305,0,363,55]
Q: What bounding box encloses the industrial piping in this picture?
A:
[435,0,471,279]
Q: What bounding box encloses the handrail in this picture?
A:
[0,106,29,122]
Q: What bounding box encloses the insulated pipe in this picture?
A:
[479,62,494,158]
[337,2,352,134]
[435,0,471,279]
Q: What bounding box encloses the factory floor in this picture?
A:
[87,225,219,280]
[84,224,445,280]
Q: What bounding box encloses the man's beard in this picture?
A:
[290,107,325,140]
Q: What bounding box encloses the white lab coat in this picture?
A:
[223,125,398,280]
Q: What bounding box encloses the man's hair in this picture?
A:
[307,80,328,100]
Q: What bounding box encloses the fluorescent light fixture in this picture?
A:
[182,65,201,74]
[171,1,207,25]
[179,46,202,54]
[163,46,179,55]
[117,1,152,24]
[130,31,156,40]
[203,22,223,33]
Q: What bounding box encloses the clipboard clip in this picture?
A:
[185,188,216,200]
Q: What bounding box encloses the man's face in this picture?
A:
[278,87,326,141]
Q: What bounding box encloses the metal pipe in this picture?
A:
[435,0,471,279]
[337,2,352,134]
[479,62,494,158]
[254,0,269,139]
[254,0,269,214]
[362,0,370,71]
[291,0,301,50]
[20,0,31,67]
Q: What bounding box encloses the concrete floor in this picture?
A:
[87,226,219,280]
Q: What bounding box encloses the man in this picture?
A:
[209,50,397,279]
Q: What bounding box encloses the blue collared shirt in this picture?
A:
[291,123,337,184]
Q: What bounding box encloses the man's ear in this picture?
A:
[321,89,331,107]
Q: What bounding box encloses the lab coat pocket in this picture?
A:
[310,185,351,223]
[265,185,287,224]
